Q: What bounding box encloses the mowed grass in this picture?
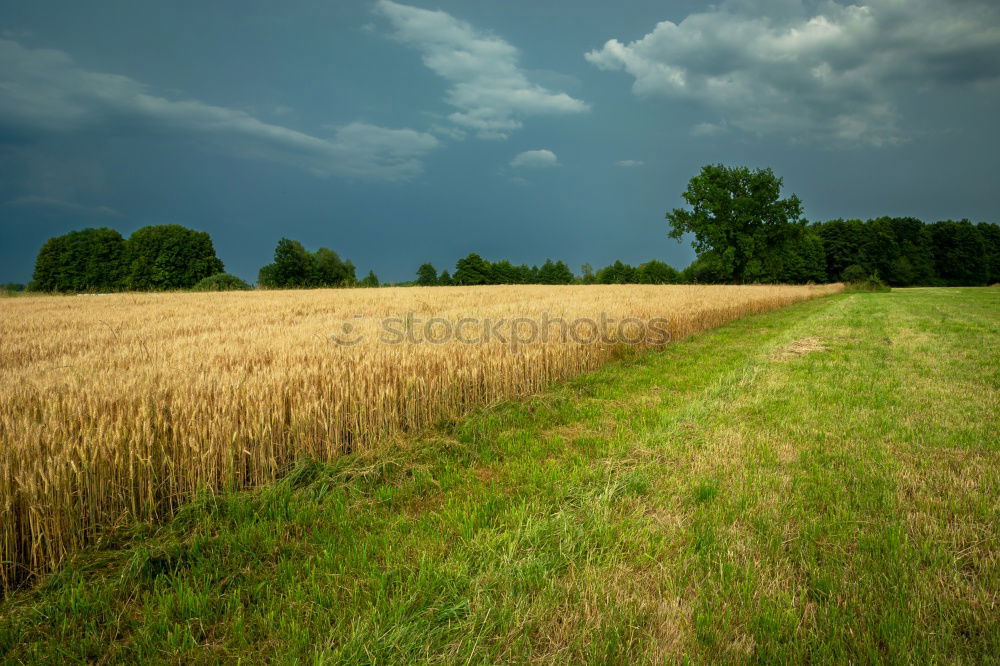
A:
[1,287,997,663]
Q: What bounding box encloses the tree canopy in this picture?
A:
[537,259,574,285]
[638,259,681,284]
[416,263,438,286]
[453,253,493,285]
[929,220,988,286]
[667,164,805,283]
[32,227,126,292]
[30,225,222,292]
[257,239,356,288]
[123,225,224,290]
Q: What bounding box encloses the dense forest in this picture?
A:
[412,217,999,287]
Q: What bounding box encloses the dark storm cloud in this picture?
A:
[586,0,1000,145]
[0,0,998,286]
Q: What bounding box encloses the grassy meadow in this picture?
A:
[1,287,997,662]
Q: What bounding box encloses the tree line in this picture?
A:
[665,164,1000,287]
[411,215,999,288]
[257,238,380,288]
[26,227,383,292]
[413,255,683,286]
[31,225,225,292]
[21,168,1000,293]
[671,217,1000,287]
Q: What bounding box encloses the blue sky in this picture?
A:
[2,0,999,283]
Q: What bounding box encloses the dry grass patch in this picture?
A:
[769,336,829,360]
[530,564,690,664]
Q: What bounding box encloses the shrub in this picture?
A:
[843,275,891,292]
[840,264,868,283]
[191,273,251,292]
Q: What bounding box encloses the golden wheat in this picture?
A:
[0,283,841,588]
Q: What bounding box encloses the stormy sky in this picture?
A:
[2,0,999,284]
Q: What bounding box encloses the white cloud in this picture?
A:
[509,149,559,169]
[615,159,644,167]
[586,0,1000,145]
[0,39,439,181]
[374,0,589,139]
[428,123,467,141]
[322,122,441,180]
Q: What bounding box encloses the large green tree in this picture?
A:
[537,259,574,284]
[597,260,638,284]
[260,239,309,288]
[637,259,681,284]
[488,260,520,284]
[270,238,314,287]
[416,263,439,286]
[666,164,804,283]
[123,225,223,290]
[313,247,355,287]
[31,228,126,292]
[258,239,356,288]
[453,253,493,285]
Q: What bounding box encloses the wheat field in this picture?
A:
[0,284,841,589]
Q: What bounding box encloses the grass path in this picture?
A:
[2,288,997,663]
